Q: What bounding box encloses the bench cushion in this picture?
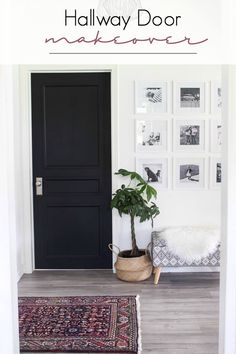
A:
[152,231,220,267]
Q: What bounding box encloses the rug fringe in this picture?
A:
[136,295,142,354]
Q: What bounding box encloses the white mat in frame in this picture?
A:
[174,119,206,153]
[173,157,206,190]
[135,119,168,152]
[134,81,168,114]
[173,81,206,115]
[136,157,169,189]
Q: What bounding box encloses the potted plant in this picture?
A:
[110,169,160,282]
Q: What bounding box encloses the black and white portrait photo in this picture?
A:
[179,164,200,183]
[175,158,205,189]
[217,88,222,109]
[136,120,167,151]
[216,163,221,183]
[143,164,163,183]
[175,120,205,152]
[135,81,167,114]
[211,82,222,113]
[145,87,162,103]
[174,82,205,114]
[136,158,168,189]
[180,88,200,108]
[180,125,200,145]
[211,158,221,189]
[217,124,222,146]
[211,120,222,153]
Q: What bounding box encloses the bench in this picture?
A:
[152,230,220,285]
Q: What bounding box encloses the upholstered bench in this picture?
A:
[151,229,220,285]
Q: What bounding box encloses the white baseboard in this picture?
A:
[17,271,24,282]
[17,263,24,282]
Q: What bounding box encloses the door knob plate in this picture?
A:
[36,177,43,196]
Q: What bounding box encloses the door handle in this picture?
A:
[36,177,43,196]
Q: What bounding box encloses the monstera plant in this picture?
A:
[111,169,160,258]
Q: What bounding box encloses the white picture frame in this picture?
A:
[174,82,205,114]
[135,81,168,114]
[135,120,168,152]
[211,81,222,114]
[210,120,222,153]
[174,119,205,152]
[210,157,222,189]
[136,158,169,189]
[174,157,205,190]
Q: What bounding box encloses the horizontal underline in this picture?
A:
[49,52,197,55]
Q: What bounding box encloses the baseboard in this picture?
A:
[17,262,24,281]
[17,270,24,282]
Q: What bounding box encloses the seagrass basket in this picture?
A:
[108,244,152,282]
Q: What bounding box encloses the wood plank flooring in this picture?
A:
[18,271,219,354]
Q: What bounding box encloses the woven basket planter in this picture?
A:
[109,245,152,282]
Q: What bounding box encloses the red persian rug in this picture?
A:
[18,296,141,353]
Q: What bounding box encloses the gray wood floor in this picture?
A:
[18,271,219,354]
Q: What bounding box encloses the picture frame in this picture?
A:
[210,157,222,189]
[136,158,169,189]
[211,81,222,114]
[174,82,205,114]
[135,81,168,114]
[174,157,205,190]
[174,119,205,152]
[135,120,168,152]
[210,120,222,153]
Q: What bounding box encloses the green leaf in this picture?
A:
[139,185,146,195]
[115,169,130,176]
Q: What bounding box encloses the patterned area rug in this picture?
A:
[18,296,141,353]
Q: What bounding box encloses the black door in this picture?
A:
[31,73,112,269]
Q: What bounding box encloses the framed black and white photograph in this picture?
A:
[174,82,205,114]
[136,158,168,189]
[135,81,168,114]
[174,158,205,189]
[136,120,168,152]
[210,157,221,189]
[210,120,222,153]
[211,82,222,114]
[174,120,205,152]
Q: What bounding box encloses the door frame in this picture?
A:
[20,65,119,273]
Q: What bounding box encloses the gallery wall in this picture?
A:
[114,65,221,260]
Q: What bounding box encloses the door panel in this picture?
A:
[43,85,99,167]
[31,73,112,269]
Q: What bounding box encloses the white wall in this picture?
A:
[13,67,25,280]
[219,66,236,354]
[0,66,20,354]
[114,65,221,256]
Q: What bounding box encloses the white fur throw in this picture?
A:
[158,226,220,262]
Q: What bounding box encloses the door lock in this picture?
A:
[36,177,43,196]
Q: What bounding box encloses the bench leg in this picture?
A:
[153,267,161,285]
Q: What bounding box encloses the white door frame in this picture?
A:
[20,65,119,273]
